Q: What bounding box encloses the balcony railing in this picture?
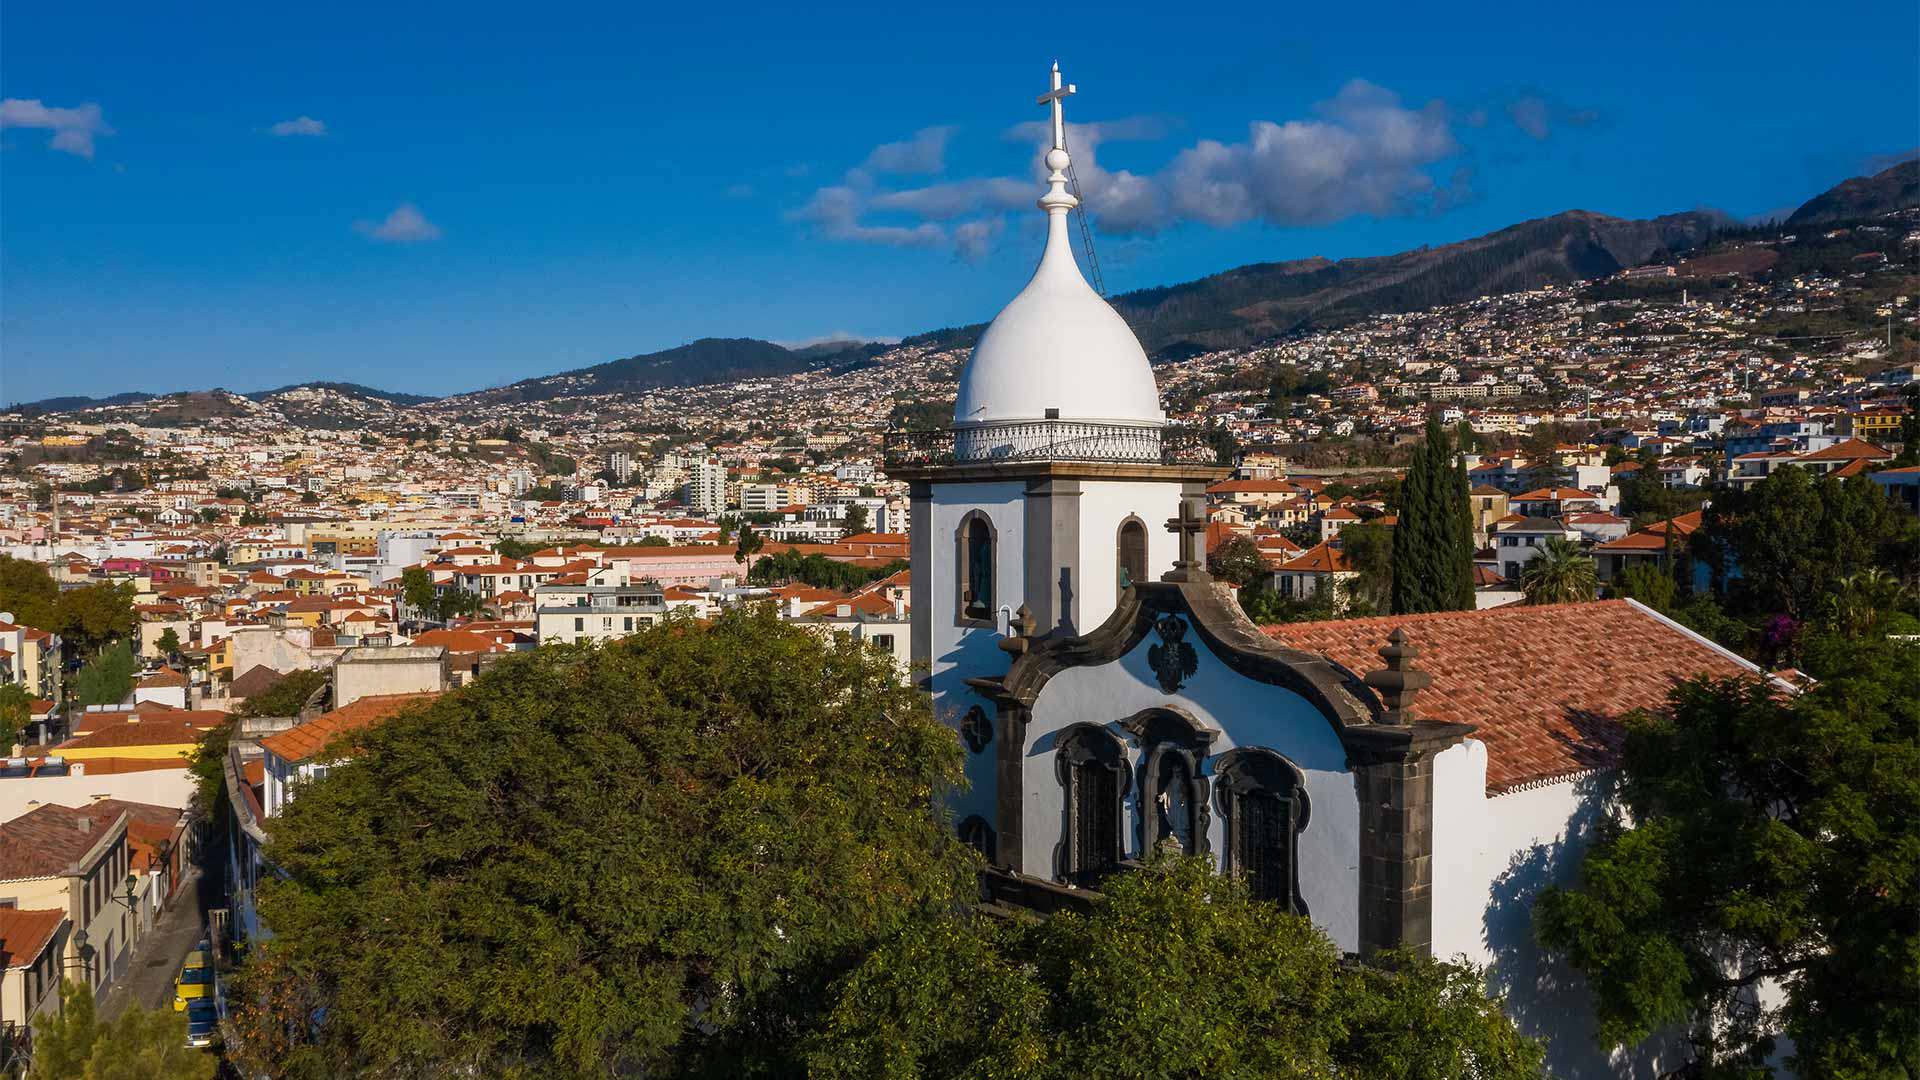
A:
[883,421,1222,468]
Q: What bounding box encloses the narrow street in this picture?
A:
[97,867,213,1022]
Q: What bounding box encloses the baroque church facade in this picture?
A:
[897,66,1782,1078]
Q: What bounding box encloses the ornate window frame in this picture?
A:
[1119,706,1216,859]
[1115,514,1149,593]
[954,510,998,627]
[1213,747,1311,913]
[1052,722,1130,886]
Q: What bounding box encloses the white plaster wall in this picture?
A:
[335,658,444,708]
[1434,767,1692,1079]
[1072,480,1182,633]
[1025,632,1361,953]
[925,482,1027,831]
[1430,738,1491,961]
[0,770,195,824]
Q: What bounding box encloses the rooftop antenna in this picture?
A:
[1038,63,1106,297]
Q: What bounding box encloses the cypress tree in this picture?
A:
[1391,414,1473,614]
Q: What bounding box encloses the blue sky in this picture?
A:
[3,0,1915,403]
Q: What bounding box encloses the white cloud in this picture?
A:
[791,81,1477,254]
[0,98,113,159]
[1162,80,1460,230]
[354,203,442,244]
[952,219,1005,261]
[1006,116,1172,233]
[858,125,955,176]
[790,185,945,248]
[269,116,327,137]
[870,177,1032,220]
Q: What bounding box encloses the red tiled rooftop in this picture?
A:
[1263,600,1761,794]
[0,908,65,969]
[259,693,440,764]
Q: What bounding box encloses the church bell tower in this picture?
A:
[885,64,1227,837]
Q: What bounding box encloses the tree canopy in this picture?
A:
[0,557,135,657]
[232,607,970,1079]
[1697,466,1916,620]
[74,641,137,707]
[29,979,215,1080]
[793,855,1544,1080]
[1536,632,1919,1077]
[747,549,905,591]
[1206,535,1267,588]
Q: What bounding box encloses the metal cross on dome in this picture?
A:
[1036,62,1075,153]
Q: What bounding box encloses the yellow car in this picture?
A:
[172,949,214,1011]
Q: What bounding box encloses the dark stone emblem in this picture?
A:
[1147,614,1198,693]
[960,705,993,753]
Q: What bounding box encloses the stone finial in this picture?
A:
[1363,626,1431,726]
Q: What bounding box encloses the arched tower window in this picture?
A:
[1054,724,1128,886]
[956,512,996,623]
[1116,517,1148,592]
[1214,748,1310,913]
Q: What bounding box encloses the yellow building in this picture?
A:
[54,709,222,764]
[0,804,137,995]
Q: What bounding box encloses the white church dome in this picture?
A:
[952,125,1164,429]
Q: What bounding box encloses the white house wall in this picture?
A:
[1025,633,1362,954]
[1434,764,1690,1080]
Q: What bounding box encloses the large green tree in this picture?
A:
[55,581,136,656]
[1699,466,1915,620]
[1207,534,1267,588]
[792,855,1543,1080]
[1390,415,1474,614]
[0,554,61,631]
[399,566,437,616]
[74,641,137,706]
[232,607,970,1079]
[1536,634,1919,1077]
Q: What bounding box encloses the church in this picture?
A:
[893,65,1779,1078]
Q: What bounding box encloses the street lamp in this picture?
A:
[60,928,94,979]
[107,874,141,914]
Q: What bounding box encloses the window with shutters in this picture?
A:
[1214,748,1310,913]
[1054,724,1128,886]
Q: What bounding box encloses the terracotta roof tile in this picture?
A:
[0,804,124,880]
[0,909,66,968]
[1263,600,1759,794]
[259,693,440,764]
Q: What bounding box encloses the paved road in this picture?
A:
[98,868,212,1021]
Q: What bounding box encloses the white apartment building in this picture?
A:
[534,584,668,646]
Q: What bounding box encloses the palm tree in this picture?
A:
[1521,538,1598,605]
[1825,568,1904,638]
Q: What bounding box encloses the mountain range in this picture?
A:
[12,161,1916,416]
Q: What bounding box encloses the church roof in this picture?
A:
[1263,599,1764,794]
